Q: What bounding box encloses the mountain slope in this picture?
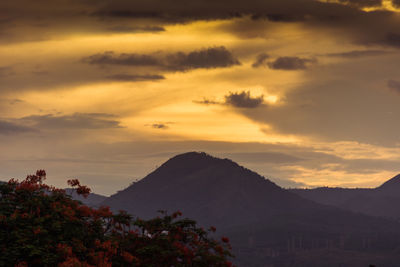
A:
[103,152,320,228]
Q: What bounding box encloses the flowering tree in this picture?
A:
[0,170,234,266]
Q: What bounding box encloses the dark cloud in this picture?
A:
[224,91,264,108]
[251,13,307,22]
[268,57,316,70]
[90,0,361,24]
[20,113,123,130]
[387,80,400,94]
[83,51,159,66]
[84,47,241,72]
[384,33,400,48]
[326,50,390,58]
[338,0,382,7]
[92,3,244,23]
[1,0,399,50]
[106,26,165,33]
[252,53,269,68]
[194,91,264,108]
[0,120,33,135]
[152,123,168,129]
[106,74,165,81]
[193,98,220,105]
[393,0,400,7]
[165,46,241,71]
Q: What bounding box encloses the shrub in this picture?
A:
[0,170,234,266]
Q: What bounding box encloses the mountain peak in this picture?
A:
[102,151,302,226]
[152,151,243,179]
[164,151,237,167]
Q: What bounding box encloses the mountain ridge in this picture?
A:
[291,173,400,219]
[100,152,400,266]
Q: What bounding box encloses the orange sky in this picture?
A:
[1,0,400,195]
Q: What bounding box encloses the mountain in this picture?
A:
[291,174,400,219]
[102,152,400,267]
[65,188,107,207]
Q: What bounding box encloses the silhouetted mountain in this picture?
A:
[291,174,400,219]
[65,188,107,207]
[102,152,400,266]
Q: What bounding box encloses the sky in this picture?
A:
[2,0,400,195]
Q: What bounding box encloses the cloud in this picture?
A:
[145,122,175,129]
[393,0,400,7]
[165,46,241,71]
[19,113,123,130]
[268,57,316,70]
[387,80,400,93]
[0,120,33,135]
[194,91,264,108]
[193,98,220,105]
[83,51,159,66]
[384,33,400,48]
[251,53,269,68]
[325,50,390,58]
[251,13,307,22]
[106,26,165,33]
[1,0,399,50]
[338,0,382,7]
[84,47,240,72]
[224,91,264,108]
[105,74,165,82]
[152,123,169,129]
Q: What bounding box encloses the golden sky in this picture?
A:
[2,0,400,195]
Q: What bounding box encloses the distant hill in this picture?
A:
[65,188,107,207]
[291,174,400,219]
[101,152,400,267]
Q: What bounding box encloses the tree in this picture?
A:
[0,170,234,266]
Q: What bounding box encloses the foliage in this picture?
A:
[0,170,234,266]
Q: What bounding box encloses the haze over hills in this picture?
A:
[101,152,400,266]
[65,188,107,207]
[291,174,400,219]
